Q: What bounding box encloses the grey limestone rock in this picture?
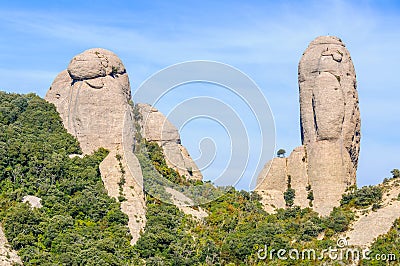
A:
[67,48,125,80]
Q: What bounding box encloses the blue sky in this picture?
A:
[0,1,399,189]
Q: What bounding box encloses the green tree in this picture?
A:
[277,148,286,158]
[391,168,400,178]
[284,187,295,207]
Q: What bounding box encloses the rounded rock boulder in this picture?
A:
[67,48,126,80]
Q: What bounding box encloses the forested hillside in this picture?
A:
[0,92,134,265]
[0,92,399,265]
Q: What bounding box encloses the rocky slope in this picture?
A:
[256,36,361,215]
[345,179,400,247]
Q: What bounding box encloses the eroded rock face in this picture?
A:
[256,36,360,215]
[137,103,202,180]
[299,36,360,214]
[45,48,146,244]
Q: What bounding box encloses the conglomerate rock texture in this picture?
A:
[45,48,146,244]
[256,36,361,216]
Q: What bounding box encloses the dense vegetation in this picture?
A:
[0,92,398,265]
[0,93,134,265]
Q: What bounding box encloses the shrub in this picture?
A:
[391,169,400,178]
[341,185,382,208]
[325,207,354,232]
[284,188,295,207]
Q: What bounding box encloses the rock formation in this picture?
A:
[256,36,360,215]
[45,48,205,244]
[137,103,202,180]
[45,48,146,244]
[299,35,360,183]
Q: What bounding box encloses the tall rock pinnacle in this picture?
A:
[45,48,146,244]
[256,36,361,215]
[299,36,361,176]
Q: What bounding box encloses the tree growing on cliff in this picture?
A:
[391,169,400,178]
[284,187,295,207]
[284,175,295,207]
[277,149,286,158]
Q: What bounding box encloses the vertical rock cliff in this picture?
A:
[45,48,146,244]
[256,36,361,215]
